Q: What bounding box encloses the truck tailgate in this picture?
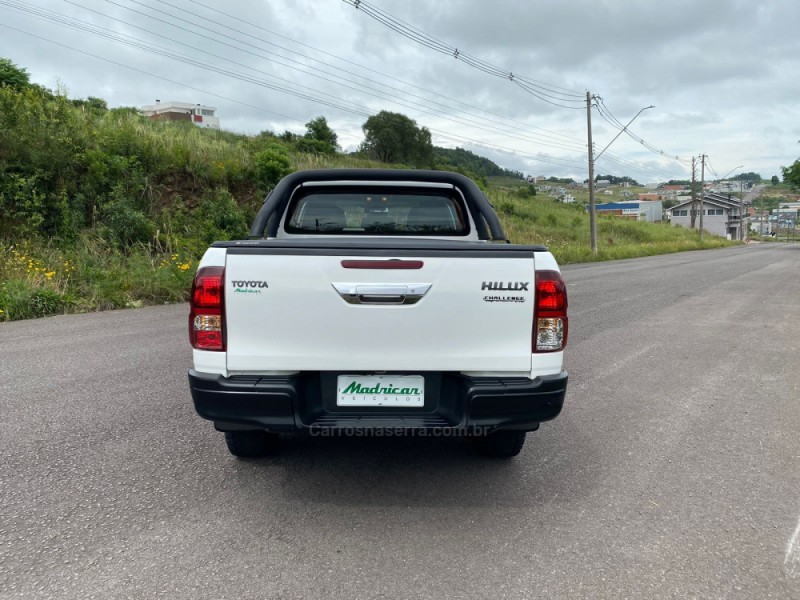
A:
[224,247,535,373]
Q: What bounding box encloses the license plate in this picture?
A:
[336,375,425,407]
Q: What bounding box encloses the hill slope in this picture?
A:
[0,85,732,321]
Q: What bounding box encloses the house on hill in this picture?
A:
[139,101,220,129]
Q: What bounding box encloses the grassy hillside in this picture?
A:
[0,84,733,322]
[488,191,731,263]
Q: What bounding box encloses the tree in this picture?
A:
[432,146,518,178]
[361,111,433,167]
[730,172,762,182]
[771,175,780,185]
[596,174,641,186]
[72,96,108,113]
[0,58,30,91]
[304,116,337,149]
[783,160,800,190]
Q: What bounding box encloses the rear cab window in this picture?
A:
[283,186,471,236]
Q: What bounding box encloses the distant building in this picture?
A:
[591,200,663,222]
[667,192,751,239]
[595,179,611,188]
[639,192,663,201]
[139,100,220,129]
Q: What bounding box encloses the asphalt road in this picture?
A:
[2,244,799,599]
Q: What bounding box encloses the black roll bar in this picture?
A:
[248,169,506,241]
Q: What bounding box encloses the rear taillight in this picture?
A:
[533,270,568,352]
[189,266,225,351]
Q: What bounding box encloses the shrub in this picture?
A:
[254,145,293,186]
[0,279,65,320]
[0,172,47,237]
[195,187,249,242]
[103,195,156,249]
[295,137,335,155]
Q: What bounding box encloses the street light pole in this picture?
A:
[594,105,655,161]
[587,101,654,255]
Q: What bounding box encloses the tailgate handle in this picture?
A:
[332,283,432,305]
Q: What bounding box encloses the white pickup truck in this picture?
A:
[188,169,568,458]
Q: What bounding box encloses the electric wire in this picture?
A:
[346,0,585,99]
[595,97,694,166]
[83,0,590,152]
[4,0,683,181]
[342,0,685,177]
[1,1,372,117]
[0,22,309,124]
[342,0,586,106]
[0,12,589,172]
[185,0,586,146]
[149,0,583,146]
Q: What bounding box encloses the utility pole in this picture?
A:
[699,155,706,241]
[690,156,697,230]
[740,179,745,241]
[586,101,653,254]
[586,91,597,254]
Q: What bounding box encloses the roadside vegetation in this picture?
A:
[1,58,742,321]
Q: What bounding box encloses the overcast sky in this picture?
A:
[1,0,798,183]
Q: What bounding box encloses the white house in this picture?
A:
[139,101,220,129]
[667,193,750,239]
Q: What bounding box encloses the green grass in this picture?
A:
[0,237,196,321]
[0,84,741,322]
[489,191,736,264]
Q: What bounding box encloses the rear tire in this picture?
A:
[224,430,280,458]
[476,430,527,458]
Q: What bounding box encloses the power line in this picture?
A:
[342,0,585,106]
[595,97,694,166]
[83,0,589,152]
[3,0,685,181]
[185,0,586,146]
[0,10,588,173]
[0,22,308,124]
[2,1,373,117]
[349,0,585,99]
[339,0,683,180]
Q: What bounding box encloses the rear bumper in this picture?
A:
[189,370,567,433]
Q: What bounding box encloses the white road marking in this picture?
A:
[786,514,800,578]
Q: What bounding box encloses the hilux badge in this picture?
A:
[481,281,529,291]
